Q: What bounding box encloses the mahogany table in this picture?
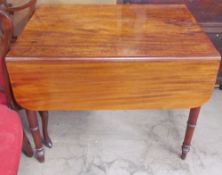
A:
[6,4,220,162]
[118,0,222,89]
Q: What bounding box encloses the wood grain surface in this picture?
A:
[119,0,222,27]
[7,4,220,58]
[6,5,220,110]
[6,59,219,110]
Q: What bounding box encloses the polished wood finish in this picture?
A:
[7,60,219,110]
[118,0,222,23]
[181,107,201,159]
[119,0,222,158]
[117,0,222,87]
[5,5,220,160]
[7,5,220,111]
[7,5,219,58]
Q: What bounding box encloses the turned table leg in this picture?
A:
[39,111,53,148]
[181,107,201,160]
[25,110,45,162]
[22,131,33,157]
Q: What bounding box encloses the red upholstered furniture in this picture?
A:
[0,1,52,162]
[0,10,33,173]
[0,105,23,175]
[0,10,22,175]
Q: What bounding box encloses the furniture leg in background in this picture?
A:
[181,107,201,159]
[0,10,33,170]
[25,110,45,162]
[0,0,37,41]
[1,1,52,162]
[39,111,53,148]
[22,131,34,157]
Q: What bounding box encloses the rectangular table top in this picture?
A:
[7,4,220,60]
[6,5,220,110]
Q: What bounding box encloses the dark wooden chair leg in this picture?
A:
[219,84,222,90]
[39,111,53,148]
[22,131,33,157]
[11,35,17,43]
[181,107,201,160]
[25,110,45,162]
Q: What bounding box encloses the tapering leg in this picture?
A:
[181,107,201,160]
[39,111,53,148]
[22,131,33,157]
[26,110,45,162]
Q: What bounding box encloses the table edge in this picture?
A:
[6,56,221,62]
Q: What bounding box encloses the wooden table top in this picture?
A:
[6,5,220,110]
[118,0,222,23]
[7,4,220,60]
